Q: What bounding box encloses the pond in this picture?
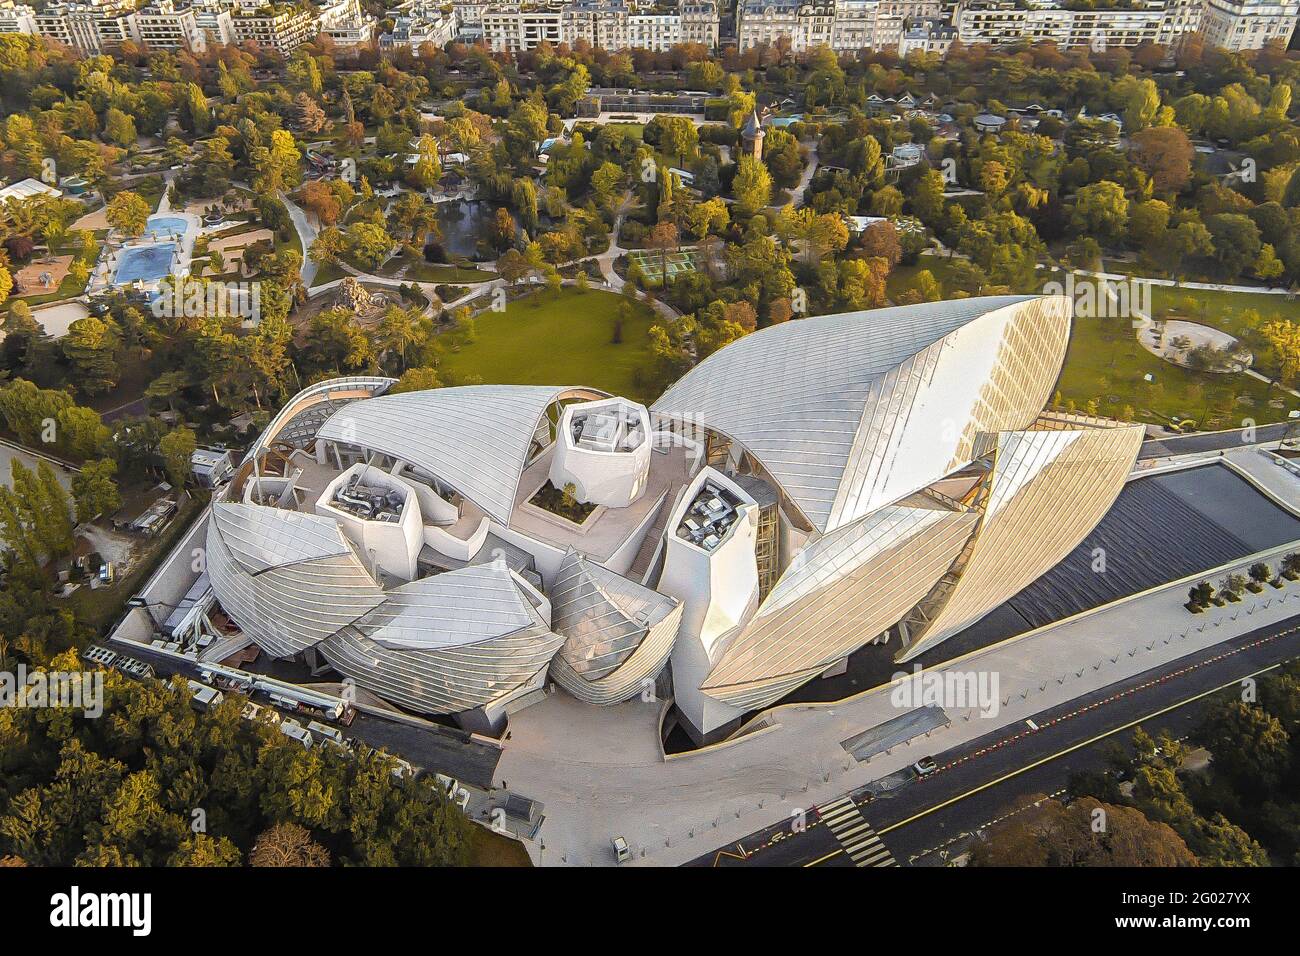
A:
[432,200,492,260]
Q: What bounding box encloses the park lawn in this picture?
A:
[886,258,975,301]
[405,262,496,282]
[379,252,495,283]
[1152,285,1300,334]
[437,287,659,402]
[1150,286,1300,381]
[311,261,347,286]
[1056,314,1290,427]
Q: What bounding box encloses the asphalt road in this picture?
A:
[1138,422,1295,459]
[688,614,1300,868]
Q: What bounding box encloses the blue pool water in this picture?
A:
[145,216,188,240]
[114,243,176,285]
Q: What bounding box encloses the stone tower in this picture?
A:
[741,109,764,161]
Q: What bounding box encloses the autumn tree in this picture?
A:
[71,458,121,523]
[106,191,149,236]
[732,155,772,217]
[1130,126,1194,195]
[970,795,1197,867]
[250,823,330,867]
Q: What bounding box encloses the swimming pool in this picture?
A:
[114,242,176,285]
[145,216,189,241]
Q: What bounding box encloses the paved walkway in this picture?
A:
[1070,267,1294,297]
[1244,367,1300,399]
[155,170,176,214]
[791,139,818,208]
[280,191,319,288]
[0,438,78,488]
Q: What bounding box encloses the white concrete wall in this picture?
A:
[658,468,761,738]
[317,465,423,581]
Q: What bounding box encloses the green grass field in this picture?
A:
[1151,286,1300,344]
[1057,314,1289,427]
[1049,279,1300,427]
[437,288,659,401]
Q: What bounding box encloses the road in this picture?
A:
[689,615,1300,867]
[1139,423,1295,459]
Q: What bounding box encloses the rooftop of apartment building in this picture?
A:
[962,0,1179,10]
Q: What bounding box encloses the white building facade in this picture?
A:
[136,1,208,51]
[1200,0,1300,49]
[0,1,37,35]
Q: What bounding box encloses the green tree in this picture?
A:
[732,155,772,217]
[1071,181,1129,248]
[180,82,209,135]
[0,460,74,571]
[1196,699,1291,796]
[71,457,120,523]
[103,107,137,148]
[61,316,121,396]
[346,221,394,269]
[158,427,197,491]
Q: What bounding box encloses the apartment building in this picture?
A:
[33,0,140,52]
[898,12,955,54]
[682,0,718,44]
[564,0,690,51]
[229,0,319,53]
[0,1,37,34]
[379,9,458,49]
[735,0,834,52]
[317,0,372,43]
[450,0,487,40]
[1200,0,1299,49]
[871,0,940,49]
[136,0,208,51]
[480,2,563,49]
[737,0,938,53]
[191,0,237,44]
[955,0,1206,50]
[479,0,715,51]
[562,1,627,47]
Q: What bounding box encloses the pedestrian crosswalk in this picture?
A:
[818,797,897,867]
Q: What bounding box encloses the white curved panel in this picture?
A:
[897,423,1145,662]
[652,296,1071,533]
[205,509,384,659]
[317,384,597,525]
[701,503,977,708]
